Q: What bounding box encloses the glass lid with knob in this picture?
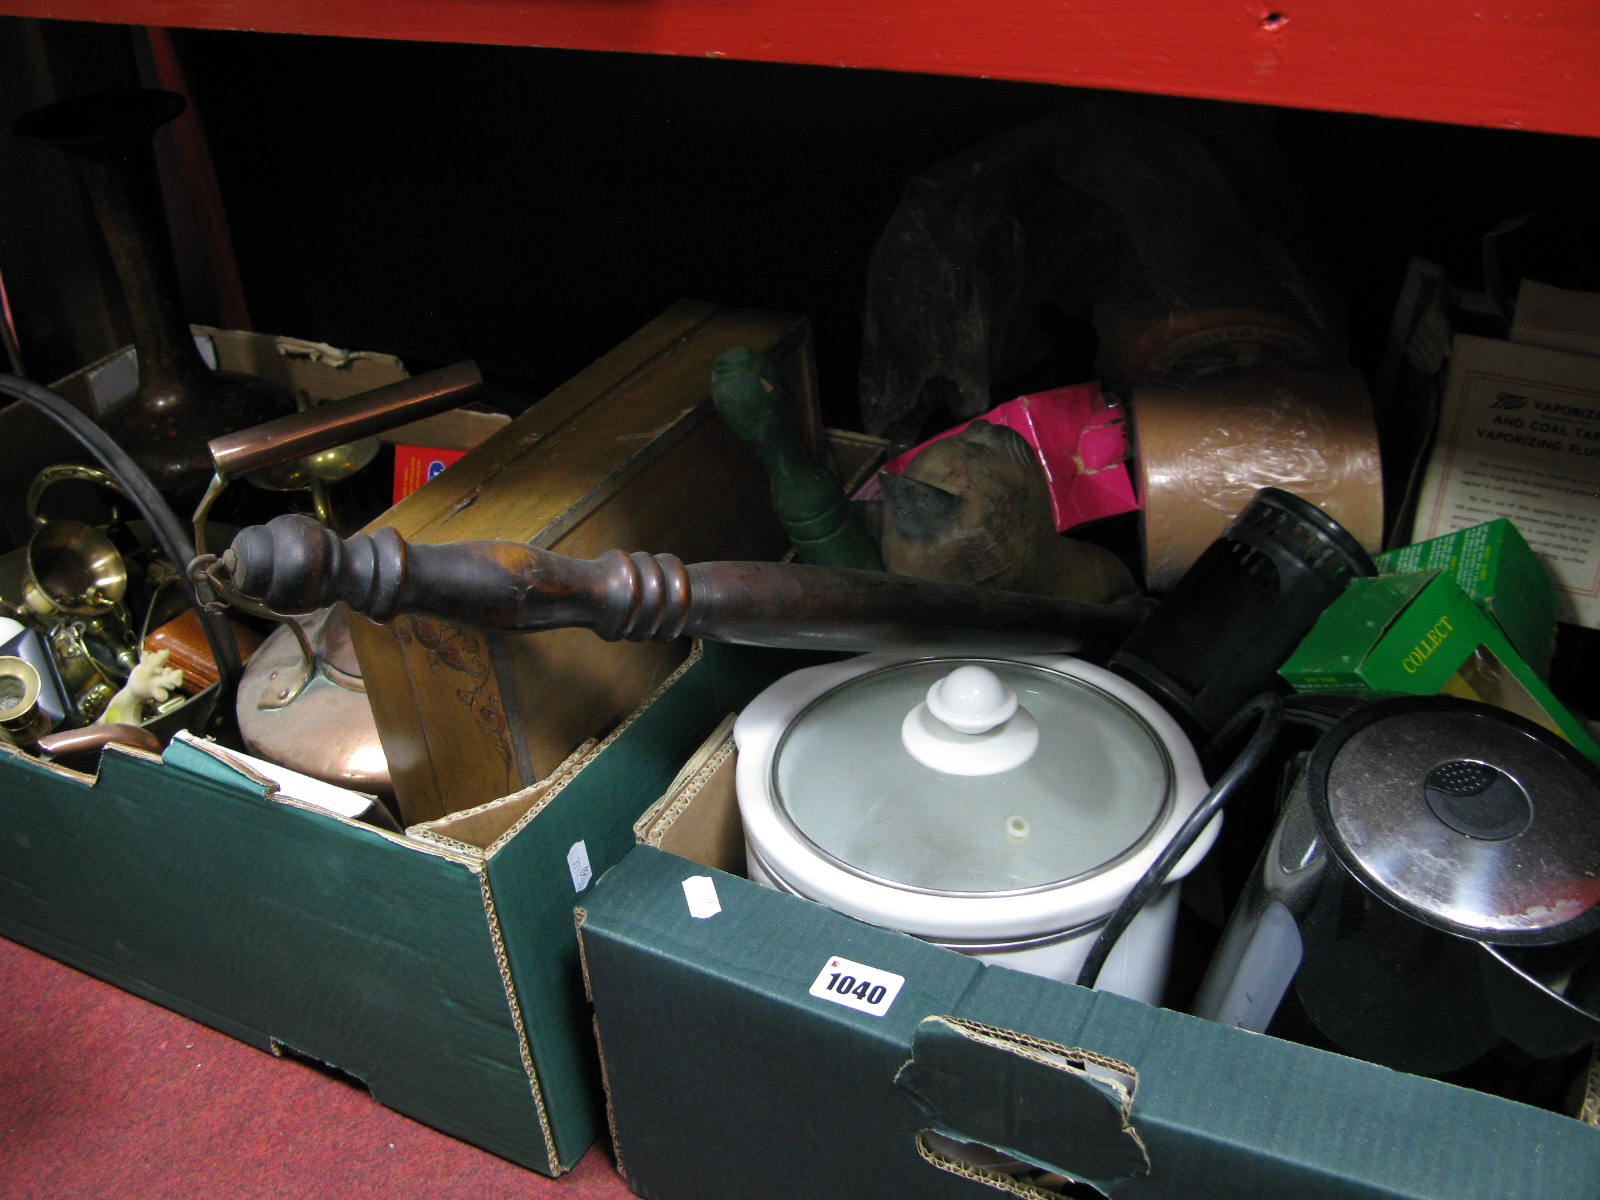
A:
[768,658,1175,897]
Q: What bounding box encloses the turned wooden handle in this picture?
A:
[214,513,1151,657]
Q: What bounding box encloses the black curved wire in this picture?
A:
[1075,689,1285,991]
[1,372,242,727]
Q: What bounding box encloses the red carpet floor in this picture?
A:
[0,936,634,1199]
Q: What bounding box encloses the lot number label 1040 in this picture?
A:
[809,956,905,1017]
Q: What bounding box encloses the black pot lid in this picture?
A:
[1308,697,1600,946]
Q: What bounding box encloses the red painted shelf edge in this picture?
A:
[2,0,1596,138]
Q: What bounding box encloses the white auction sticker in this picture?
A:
[566,841,593,893]
[681,875,722,918]
[808,955,905,1017]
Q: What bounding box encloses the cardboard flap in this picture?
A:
[162,728,277,794]
[1288,570,1439,674]
[633,713,745,874]
[164,732,402,832]
[896,1015,1149,1191]
[1375,518,1557,673]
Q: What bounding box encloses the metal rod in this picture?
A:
[207,360,484,480]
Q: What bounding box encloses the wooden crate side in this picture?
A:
[349,613,536,823]
[487,408,804,796]
[351,303,819,821]
[361,299,719,537]
[412,309,811,546]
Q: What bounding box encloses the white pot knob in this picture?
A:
[925,663,1019,733]
[902,664,1039,777]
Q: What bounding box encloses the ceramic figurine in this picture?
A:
[98,648,184,727]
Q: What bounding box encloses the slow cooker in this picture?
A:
[734,651,1212,1002]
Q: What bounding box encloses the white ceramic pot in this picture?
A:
[733,652,1213,1004]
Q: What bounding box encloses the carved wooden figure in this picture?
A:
[876,420,1138,604]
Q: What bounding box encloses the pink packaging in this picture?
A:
[876,383,1139,531]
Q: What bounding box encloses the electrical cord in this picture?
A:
[1075,689,1285,991]
[1,372,242,730]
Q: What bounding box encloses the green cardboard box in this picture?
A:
[1375,518,1556,675]
[1278,569,1600,763]
[1,322,836,1175]
[578,845,1600,1199]
[1,639,794,1175]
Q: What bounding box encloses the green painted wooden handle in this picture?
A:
[711,346,881,570]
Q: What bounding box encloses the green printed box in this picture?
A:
[579,845,1600,1200]
[1279,569,1600,763]
[1376,518,1556,675]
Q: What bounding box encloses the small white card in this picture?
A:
[808,955,905,1017]
[681,875,722,919]
[566,841,593,892]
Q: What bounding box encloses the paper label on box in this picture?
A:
[808,955,905,1017]
[681,875,721,918]
[567,841,593,892]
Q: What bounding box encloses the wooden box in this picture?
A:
[350,300,821,822]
